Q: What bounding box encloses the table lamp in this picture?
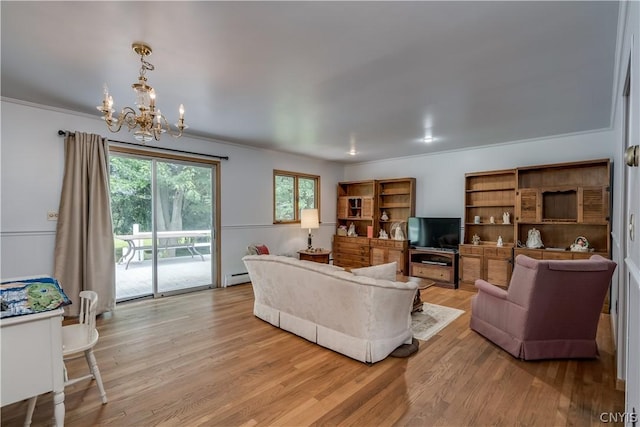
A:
[301,209,319,250]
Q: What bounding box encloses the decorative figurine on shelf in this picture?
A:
[337,225,348,236]
[347,222,357,237]
[472,234,481,245]
[497,236,503,247]
[570,236,590,252]
[378,229,389,239]
[381,211,389,221]
[526,228,544,248]
[503,212,511,224]
[490,216,495,224]
[391,223,405,240]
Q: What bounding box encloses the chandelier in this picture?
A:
[97,42,187,143]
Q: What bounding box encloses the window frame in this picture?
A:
[273,169,320,224]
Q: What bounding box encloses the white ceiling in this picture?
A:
[1,1,619,163]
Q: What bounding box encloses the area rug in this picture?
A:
[411,302,465,342]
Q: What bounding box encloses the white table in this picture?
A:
[1,308,65,426]
[115,229,211,269]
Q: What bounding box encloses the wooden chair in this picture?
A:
[25,291,107,425]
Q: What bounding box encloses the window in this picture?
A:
[273,170,320,223]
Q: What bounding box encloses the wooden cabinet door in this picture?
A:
[516,189,540,222]
[370,246,386,266]
[337,197,349,219]
[388,248,405,275]
[362,197,374,219]
[579,186,609,223]
[484,256,512,288]
[460,254,482,285]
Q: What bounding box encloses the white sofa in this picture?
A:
[242,254,418,363]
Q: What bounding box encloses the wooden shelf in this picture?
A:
[466,204,515,208]
[460,159,612,296]
[466,188,516,193]
[377,178,416,241]
[465,223,513,226]
[460,168,517,290]
[334,177,415,270]
[380,189,411,195]
[518,221,609,226]
[380,203,411,208]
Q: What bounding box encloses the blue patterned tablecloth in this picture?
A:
[0,277,71,318]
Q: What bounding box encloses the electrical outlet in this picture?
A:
[47,211,59,221]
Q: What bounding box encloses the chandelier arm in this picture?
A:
[157,114,185,139]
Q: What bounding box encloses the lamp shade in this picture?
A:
[300,209,319,229]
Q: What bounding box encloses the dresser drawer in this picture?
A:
[334,254,370,266]
[334,244,369,256]
[514,249,543,259]
[542,251,574,260]
[411,264,452,282]
[459,245,483,255]
[334,236,369,245]
[483,247,512,258]
[370,239,406,249]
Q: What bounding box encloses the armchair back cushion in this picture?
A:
[471,254,616,360]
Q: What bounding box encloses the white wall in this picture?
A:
[344,130,617,220]
[0,99,343,281]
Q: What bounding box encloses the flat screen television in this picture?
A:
[408,217,461,250]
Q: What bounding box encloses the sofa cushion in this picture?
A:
[351,262,397,281]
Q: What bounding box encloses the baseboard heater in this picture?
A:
[223,272,250,287]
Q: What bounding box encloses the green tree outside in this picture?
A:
[109,156,213,257]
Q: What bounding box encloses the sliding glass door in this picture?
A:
[110,150,218,301]
[155,159,214,294]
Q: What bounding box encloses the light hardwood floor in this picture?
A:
[1,284,624,426]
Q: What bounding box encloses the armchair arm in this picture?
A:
[475,279,508,300]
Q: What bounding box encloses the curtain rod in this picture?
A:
[57,130,229,161]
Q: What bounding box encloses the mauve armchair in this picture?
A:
[470,254,616,360]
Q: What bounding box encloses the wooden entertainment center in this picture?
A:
[409,248,458,288]
[458,159,612,293]
[332,159,611,295]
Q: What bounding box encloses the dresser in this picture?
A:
[1,308,65,426]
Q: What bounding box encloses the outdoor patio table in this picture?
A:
[115,230,211,269]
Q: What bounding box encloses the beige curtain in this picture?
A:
[54,132,115,315]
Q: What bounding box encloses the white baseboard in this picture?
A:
[223,272,250,287]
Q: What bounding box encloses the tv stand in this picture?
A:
[409,248,458,289]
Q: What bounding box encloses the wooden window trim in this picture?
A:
[273,169,321,224]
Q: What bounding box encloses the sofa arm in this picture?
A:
[475,279,508,300]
